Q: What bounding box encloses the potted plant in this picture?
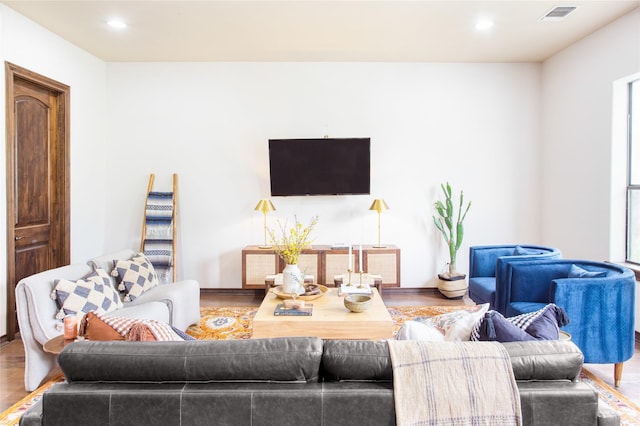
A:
[432,182,471,298]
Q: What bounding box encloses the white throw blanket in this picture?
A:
[387,340,522,426]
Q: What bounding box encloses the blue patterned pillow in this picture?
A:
[472,304,569,342]
[473,311,535,342]
[512,246,543,256]
[51,268,123,321]
[568,264,607,278]
[112,252,159,302]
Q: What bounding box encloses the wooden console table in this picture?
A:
[242,244,400,290]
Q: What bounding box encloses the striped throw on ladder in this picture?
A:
[144,191,173,282]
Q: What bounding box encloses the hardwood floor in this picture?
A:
[1,289,639,413]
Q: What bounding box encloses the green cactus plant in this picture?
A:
[433,182,471,277]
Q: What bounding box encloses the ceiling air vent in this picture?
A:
[540,6,578,21]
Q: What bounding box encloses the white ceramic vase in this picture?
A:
[282,264,305,295]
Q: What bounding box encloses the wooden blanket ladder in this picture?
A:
[140,173,178,282]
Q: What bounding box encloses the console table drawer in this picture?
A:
[243,252,278,286]
[367,251,399,285]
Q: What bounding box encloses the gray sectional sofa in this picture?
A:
[15,248,200,391]
[19,337,619,426]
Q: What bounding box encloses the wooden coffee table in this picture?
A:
[252,287,393,340]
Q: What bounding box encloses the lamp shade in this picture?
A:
[255,199,276,213]
[369,199,389,212]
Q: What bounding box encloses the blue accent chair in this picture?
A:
[468,245,562,312]
[504,259,636,386]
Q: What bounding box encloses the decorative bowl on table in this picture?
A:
[272,284,328,301]
[344,294,372,313]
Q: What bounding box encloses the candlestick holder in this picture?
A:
[346,269,353,286]
[358,271,365,288]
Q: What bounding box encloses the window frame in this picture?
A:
[626,78,640,265]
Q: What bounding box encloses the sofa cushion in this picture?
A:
[508,301,548,317]
[126,322,182,341]
[468,277,496,305]
[502,340,583,380]
[508,303,569,339]
[101,311,183,341]
[395,320,445,342]
[473,310,536,342]
[413,303,489,341]
[51,268,123,321]
[79,311,184,341]
[58,337,323,383]
[87,248,136,287]
[568,264,607,278]
[518,381,599,426]
[322,340,393,382]
[79,311,125,341]
[472,304,569,342]
[112,253,159,302]
[512,245,544,256]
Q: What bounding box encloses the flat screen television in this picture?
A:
[269,138,370,196]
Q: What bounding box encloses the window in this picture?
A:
[627,78,640,264]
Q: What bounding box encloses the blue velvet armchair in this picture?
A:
[504,259,636,386]
[468,245,562,312]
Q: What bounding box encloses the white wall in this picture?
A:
[541,9,640,331]
[541,9,640,260]
[105,62,542,289]
[0,5,108,336]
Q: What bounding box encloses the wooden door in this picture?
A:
[5,63,70,340]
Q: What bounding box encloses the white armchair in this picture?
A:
[15,249,200,391]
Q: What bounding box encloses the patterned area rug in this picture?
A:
[0,374,63,426]
[580,369,640,425]
[185,304,479,340]
[2,305,640,426]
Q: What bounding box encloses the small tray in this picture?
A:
[272,284,328,301]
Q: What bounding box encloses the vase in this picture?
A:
[282,264,305,295]
[436,273,468,299]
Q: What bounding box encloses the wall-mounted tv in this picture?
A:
[269,138,370,196]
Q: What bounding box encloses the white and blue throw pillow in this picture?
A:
[51,267,123,321]
[112,252,159,302]
[398,304,490,342]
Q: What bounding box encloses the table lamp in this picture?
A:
[255,199,276,249]
[369,198,389,248]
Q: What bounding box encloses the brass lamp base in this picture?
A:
[373,244,386,248]
[259,245,272,249]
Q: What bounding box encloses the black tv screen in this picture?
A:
[269,138,370,196]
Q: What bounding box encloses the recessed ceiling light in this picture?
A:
[107,19,127,29]
[475,20,494,31]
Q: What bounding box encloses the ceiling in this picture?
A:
[2,0,638,62]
